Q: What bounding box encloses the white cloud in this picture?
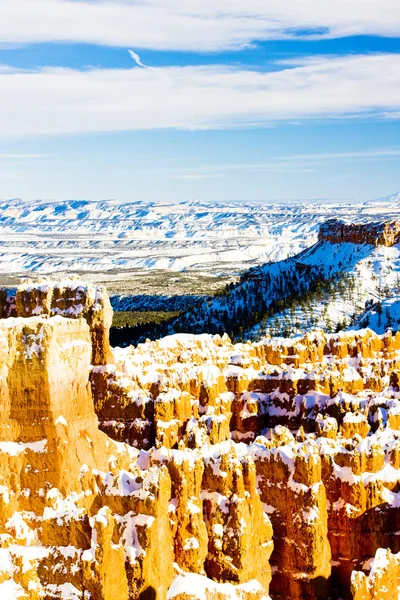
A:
[0,153,49,159]
[278,149,400,161]
[169,173,227,179]
[128,50,146,68]
[0,0,399,51]
[0,54,399,136]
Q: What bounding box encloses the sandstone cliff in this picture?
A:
[1,279,400,600]
[318,218,400,246]
[0,315,174,599]
[2,277,113,365]
[93,325,400,599]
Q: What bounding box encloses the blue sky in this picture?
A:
[0,0,399,203]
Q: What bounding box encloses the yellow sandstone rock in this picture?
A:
[1,279,400,599]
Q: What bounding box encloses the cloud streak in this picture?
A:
[278,149,400,161]
[128,50,146,68]
[0,0,399,51]
[0,54,399,136]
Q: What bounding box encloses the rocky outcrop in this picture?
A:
[2,279,400,599]
[0,314,274,599]
[94,328,400,449]
[0,316,174,599]
[318,218,400,247]
[95,327,400,599]
[351,548,400,600]
[2,278,113,365]
[167,573,270,600]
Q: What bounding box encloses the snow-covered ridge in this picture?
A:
[125,230,400,344]
[0,196,399,275]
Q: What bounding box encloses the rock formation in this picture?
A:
[351,548,400,600]
[167,573,270,600]
[318,218,400,247]
[0,315,174,599]
[2,277,113,365]
[92,325,400,599]
[1,278,400,599]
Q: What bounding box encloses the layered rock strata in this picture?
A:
[351,547,400,600]
[1,278,113,365]
[0,314,273,599]
[318,219,400,247]
[95,327,400,599]
[0,316,175,599]
[2,279,400,599]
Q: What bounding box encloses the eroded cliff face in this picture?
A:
[318,219,400,247]
[2,279,400,600]
[0,315,175,599]
[351,548,400,600]
[93,326,400,599]
[2,278,113,365]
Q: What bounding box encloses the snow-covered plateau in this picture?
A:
[0,195,399,280]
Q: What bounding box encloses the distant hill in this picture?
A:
[0,195,399,279]
[112,217,400,344]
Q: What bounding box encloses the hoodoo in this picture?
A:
[1,278,400,599]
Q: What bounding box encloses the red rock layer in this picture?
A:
[318,219,400,247]
[0,316,273,599]
[95,327,400,599]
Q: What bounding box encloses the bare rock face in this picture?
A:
[351,548,400,600]
[0,316,174,598]
[318,218,400,246]
[10,277,113,365]
[149,442,273,589]
[3,279,400,599]
[0,311,273,600]
[95,327,400,599]
[167,573,270,600]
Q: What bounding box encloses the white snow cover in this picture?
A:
[0,197,399,276]
[167,573,270,599]
[0,580,28,599]
[248,236,400,340]
[0,439,47,456]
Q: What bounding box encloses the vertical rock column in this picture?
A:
[15,279,114,365]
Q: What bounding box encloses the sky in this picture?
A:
[0,0,399,203]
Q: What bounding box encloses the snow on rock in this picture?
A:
[8,277,113,365]
[351,547,400,600]
[167,573,271,599]
[3,284,400,599]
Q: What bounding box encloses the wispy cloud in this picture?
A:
[383,112,400,120]
[0,54,399,136]
[251,168,318,173]
[128,50,146,68]
[277,149,400,161]
[169,173,226,180]
[0,153,49,159]
[144,150,400,178]
[0,0,399,51]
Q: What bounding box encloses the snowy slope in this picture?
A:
[0,195,399,276]
[248,240,400,339]
[356,296,400,334]
[115,234,400,344]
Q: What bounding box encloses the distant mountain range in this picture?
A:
[0,194,399,277]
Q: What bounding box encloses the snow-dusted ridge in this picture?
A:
[111,218,400,344]
[0,195,399,277]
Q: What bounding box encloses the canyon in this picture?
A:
[0,278,400,599]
